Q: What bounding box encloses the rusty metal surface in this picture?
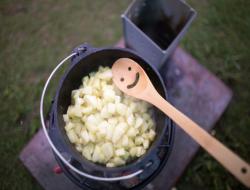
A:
[19,41,232,190]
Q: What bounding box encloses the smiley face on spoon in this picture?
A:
[125,68,140,89]
[112,58,150,97]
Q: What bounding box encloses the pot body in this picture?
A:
[48,44,174,189]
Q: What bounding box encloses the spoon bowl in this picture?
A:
[112,58,149,98]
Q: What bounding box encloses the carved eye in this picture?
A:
[128,67,131,71]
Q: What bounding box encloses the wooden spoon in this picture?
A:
[112,58,250,188]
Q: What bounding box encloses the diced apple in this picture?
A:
[112,157,125,166]
[67,130,78,143]
[116,103,127,116]
[80,130,90,144]
[115,148,126,156]
[101,142,113,161]
[135,136,144,146]
[135,117,143,128]
[112,122,128,143]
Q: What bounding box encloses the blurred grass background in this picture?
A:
[0,0,249,189]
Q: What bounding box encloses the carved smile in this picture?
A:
[127,72,140,89]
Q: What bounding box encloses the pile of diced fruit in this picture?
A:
[63,66,156,167]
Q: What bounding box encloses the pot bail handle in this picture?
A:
[40,51,144,181]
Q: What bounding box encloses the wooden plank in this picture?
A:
[19,129,82,190]
[19,40,232,190]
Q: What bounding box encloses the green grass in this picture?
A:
[178,0,250,189]
[0,0,249,189]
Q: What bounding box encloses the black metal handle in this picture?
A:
[71,43,98,64]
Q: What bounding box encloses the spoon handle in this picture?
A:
[145,90,250,187]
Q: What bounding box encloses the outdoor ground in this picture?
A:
[0,0,249,189]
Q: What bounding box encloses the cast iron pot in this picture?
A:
[40,43,174,183]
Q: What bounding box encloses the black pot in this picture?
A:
[48,43,174,188]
